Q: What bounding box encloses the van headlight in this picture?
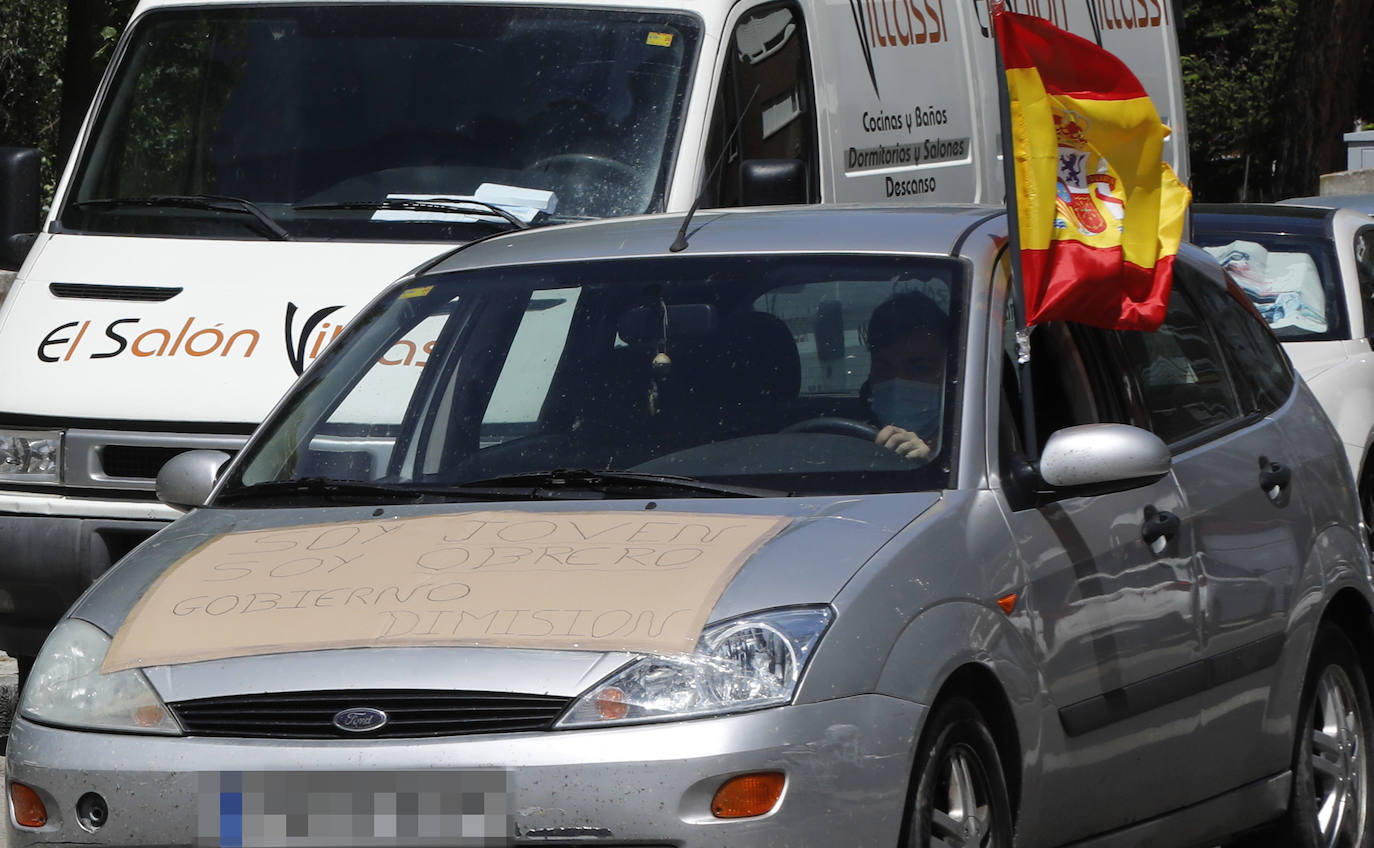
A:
[20,619,181,735]
[0,429,61,482]
[557,606,832,728]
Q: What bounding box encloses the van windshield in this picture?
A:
[60,4,700,241]
[222,254,965,501]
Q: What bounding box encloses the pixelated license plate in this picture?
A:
[197,771,512,847]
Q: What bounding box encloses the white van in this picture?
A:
[0,0,1188,671]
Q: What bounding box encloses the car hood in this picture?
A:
[71,494,937,702]
[1282,340,1349,383]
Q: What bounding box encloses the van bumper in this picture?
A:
[0,502,173,657]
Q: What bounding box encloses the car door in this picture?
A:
[995,308,1204,842]
[1133,257,1310,794]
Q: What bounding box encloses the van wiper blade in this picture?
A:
[215,477,436,505]
[294,198,537,230]
[76,194,291,240]
[448,469,786,499]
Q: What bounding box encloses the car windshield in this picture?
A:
[60,4,700,241]
[223,254,966,501]
[1192,226,1346,341]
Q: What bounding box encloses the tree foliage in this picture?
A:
[1180,0,1374,200]
[0,0,67,198]
[0,0,136,203]
[1179,0,1295,201]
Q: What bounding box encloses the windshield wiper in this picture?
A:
[76,194,291,240]
[215,477,438,506]
[294,197,538,230]
[216,469,785,506]
[446,469,786,499]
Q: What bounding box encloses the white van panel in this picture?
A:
[0,235,446,422]
[815,0,984,204]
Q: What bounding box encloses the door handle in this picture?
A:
[1142,505,1180,555]
[1259,456,1292,505]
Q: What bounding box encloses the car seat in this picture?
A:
[654,310,800,443]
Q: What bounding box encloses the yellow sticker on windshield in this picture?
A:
[646,31,674,47]
[399,285,434,300]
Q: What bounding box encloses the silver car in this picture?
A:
[8,205,1374,848]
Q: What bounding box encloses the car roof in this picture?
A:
[1191,203,1332,237]
[1279,193,1374,215]
[420,205,1008,277]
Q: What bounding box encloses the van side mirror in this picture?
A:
[156,450,232,510]
[0,147,41,271]
[1037,423,1171,497]
[741,159,807,206]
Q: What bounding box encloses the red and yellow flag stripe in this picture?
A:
[994,9,1189,331]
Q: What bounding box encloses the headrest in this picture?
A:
[719,311,801,401]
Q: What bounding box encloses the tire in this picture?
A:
[906,697,1014,848]
[1257,624,1374,848]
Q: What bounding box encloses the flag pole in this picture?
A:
[1084,0,1104,47]
[992,6,1039,461]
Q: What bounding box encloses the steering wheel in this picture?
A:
[781,417,882,440]
[528,152,638,183]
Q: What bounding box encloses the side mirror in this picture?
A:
[741,159,807,206]
[1037,423,1171,497]
[0,147,41,271]
[156,450,232,511]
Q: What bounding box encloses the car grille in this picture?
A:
[168,689,572,739]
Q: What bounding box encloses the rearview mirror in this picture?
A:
[0,147,40,271]
[156,450,232,511]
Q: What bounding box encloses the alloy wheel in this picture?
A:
[930,742,996,848]
[1309,663,1368,848]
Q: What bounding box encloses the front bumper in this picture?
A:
[7,694,923,847]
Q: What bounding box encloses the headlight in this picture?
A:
[20,619,181,735]
[0,429,61,483]
[558,606,832,729]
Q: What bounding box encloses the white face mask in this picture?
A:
[870,378,942,436]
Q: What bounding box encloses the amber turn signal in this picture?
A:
[594,687,628,721]
[10,781,48,828]
[711,771,785,818]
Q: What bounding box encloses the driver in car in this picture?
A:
[863,291,947,461]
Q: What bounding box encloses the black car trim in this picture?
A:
[1058,632,1285,738]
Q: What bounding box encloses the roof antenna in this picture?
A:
[670,84,760,253]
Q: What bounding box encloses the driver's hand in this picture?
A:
[876,425,931,460]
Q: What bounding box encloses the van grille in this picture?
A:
[99,445,195,480]
[168,689,572,739]
[65,429,247,492]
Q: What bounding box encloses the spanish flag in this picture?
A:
[993,8,1190,332]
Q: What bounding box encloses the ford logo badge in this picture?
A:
[333,707,389,733]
